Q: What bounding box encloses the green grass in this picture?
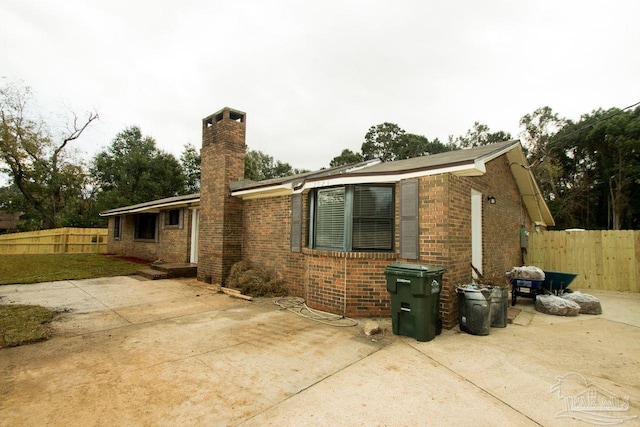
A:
[0,304,58,348]
[0,254,147,347]
[0,253,146,285]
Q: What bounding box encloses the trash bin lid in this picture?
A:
[385,263,445,277]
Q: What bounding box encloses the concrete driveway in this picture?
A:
[1,277,639,426]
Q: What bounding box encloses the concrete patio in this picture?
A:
[1,276,638,426]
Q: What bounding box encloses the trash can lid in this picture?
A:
[385,263,446,277]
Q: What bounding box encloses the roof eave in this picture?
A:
[505,147,555,227]
[233,163,484,196]
[100,198,200,217]
[231,185,293,200]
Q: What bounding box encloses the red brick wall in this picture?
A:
[302,251,395,317]
[238,155,532,329]
[440,156,534,328]
[242,195,306,288]
[106,209,193,263]
[415,174,455,326]
[480,157,531,275]
[241,193,395,318]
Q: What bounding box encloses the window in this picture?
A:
[309,185,394,251]
[135,213,158,241]
[315,187,345,248]
[113,216,122,240]
[164,208,182,228]
[352,186,394,250]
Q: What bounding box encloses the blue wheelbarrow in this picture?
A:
[510,270,578,306]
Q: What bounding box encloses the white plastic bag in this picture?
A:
[506,266,545,280]
[560,291,602,315]
[535,294,580,316]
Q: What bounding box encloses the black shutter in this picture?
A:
[290,194,302,252]
[400,179,419,259]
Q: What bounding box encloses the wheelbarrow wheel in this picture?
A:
[511,289,517,306]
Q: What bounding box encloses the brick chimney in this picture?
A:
[197,107,246,285]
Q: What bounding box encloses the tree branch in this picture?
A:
[53,111,99,162]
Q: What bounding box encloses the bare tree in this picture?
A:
[0,80,98,229]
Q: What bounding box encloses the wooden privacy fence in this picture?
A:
[525,230,639,293]
[0,228,108,255]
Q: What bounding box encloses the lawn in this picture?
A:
[0,304,58,348]
[0,253,147,347]
[0,253,147,285]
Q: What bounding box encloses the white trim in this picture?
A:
[232,163,487,199]
[190,207,199,263]
[297,163,485,191]
[471,189,483,280]
[231,185,292,200]
[101,198,200,216]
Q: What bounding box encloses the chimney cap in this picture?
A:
[203,107,246,124]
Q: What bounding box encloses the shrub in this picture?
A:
[226,261,288,297]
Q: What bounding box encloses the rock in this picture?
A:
[363,321,381,336]
[560,291,602,315]
[535,294,580,316]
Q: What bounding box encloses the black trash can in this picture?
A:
[490,286,509,328]
[456,285,491,336]
[386,263,445,342]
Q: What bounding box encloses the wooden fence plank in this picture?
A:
[0,228,108,254]
[526,230,639,293]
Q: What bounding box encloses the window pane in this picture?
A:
[136,213,157,240]
[353,219,393,250]
[113,217,121,239]
[353,186,393,250]
[166,209,180,226]
[315,188,345,248]
[354,186,393,217]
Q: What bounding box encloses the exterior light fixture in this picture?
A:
[487,196,496,204]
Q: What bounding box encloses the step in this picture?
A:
[150,263,197,278]
[137,269,169,280]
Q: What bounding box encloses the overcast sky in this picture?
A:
[2,0,639,171]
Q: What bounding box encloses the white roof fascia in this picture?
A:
[231,161,384,199]
[233,160,489,198]
[472,159,487,174]
[296,163,482,192]
[231,184,293,200]
[100,198,200,216]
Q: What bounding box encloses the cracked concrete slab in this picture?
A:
[1,278,638,426]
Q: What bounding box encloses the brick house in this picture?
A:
[101,193,200,263]
[102,107,554,328]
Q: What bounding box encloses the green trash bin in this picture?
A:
[385,263,445,342]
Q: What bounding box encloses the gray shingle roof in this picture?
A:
[232,140,520,192]
[229,158,381,192]
[350,140,519,175]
